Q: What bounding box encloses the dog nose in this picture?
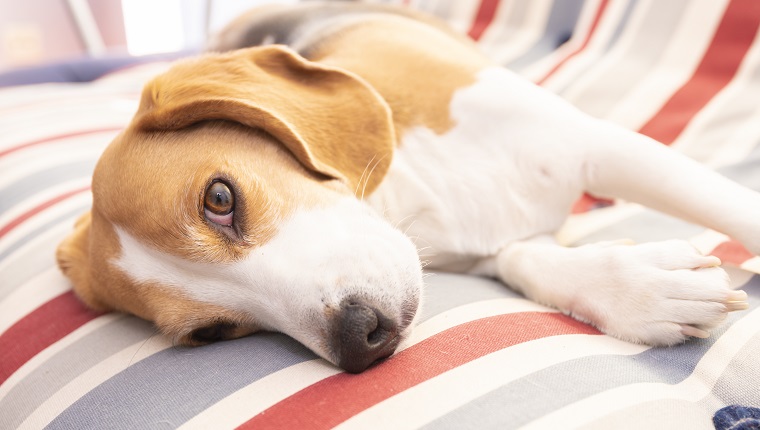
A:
[336,300,400,373]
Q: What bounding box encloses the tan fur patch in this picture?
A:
[307,16,492,136]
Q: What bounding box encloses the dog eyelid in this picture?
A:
[204,208,234,226]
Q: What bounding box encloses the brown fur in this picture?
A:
[56,7,490,345]
[307,16,490,135]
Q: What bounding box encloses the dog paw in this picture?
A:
[569,240,749,346]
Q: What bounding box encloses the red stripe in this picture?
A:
[0,127,122,159]
[571,193,614,213]
[467,0,501,41]
[711,239,754,266]
[0,185,91,240]
[239,312,599,429]
[638,0,760,144]
[0,291,103,385]
[535,0,610,86]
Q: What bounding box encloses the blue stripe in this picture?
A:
[506,0,586,71]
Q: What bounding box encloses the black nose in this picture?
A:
[336,299,400,373]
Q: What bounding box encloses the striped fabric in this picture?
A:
[2,0,760,428]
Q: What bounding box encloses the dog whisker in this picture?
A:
[127,329,160,369]
[355,154,378,198]
[360,153,389,201]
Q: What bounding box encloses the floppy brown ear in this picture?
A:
[134,45,396,195]
[56,212,111,311]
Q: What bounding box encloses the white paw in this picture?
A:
[568,240,748,346]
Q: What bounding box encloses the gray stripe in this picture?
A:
[44,333,318,430]
[507,0,586,72]
[39,273,515,429]
[571,208,706,247]
[0,159,95,213]
[419,272,521,322]
[584,330,760,429]
[0,316,151,430]
[604,0,639,53]
[421,276,760,429]
[429,0,453,22]
[562,0,689,114]
[0,205,89,301]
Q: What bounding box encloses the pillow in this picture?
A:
[2,1,760,428]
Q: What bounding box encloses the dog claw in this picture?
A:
[727,290,748,303]
[726,301,750,312]
[680,325,710,339]
[699,256,722,268]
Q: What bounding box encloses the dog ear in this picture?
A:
[56,212,112,312]
[134,45,396,195]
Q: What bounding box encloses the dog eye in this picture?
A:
[204,181,234,226]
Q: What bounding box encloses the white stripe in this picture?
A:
[337,335,647,430]
[0,137,109,189]
[1,142,98,178]
[474,0,516,48]
[0,267,70,335]
[689,229,730,255]
[0,183,91,255]
[740,257,760,274]
[521,305,760,430]
[0,314,121,401]
[0,98,134,120]
[18,334,171,430]
[702,108,760,169]
[0,213,83,288]
[0,95,136,118]
[556,202,644,245]
[688,231,760,277]
[521,0,605,81]
[400,297,556,351]
[481,0,555,66]
[178,359,342,430]
[558,0,656,110]
[603,1,729,130]
[445,1,481,35]
[0,116,127,151]
[533,0,632,91]
[671,28,760,166]
[0,85,132,111]
[0,178,90,229]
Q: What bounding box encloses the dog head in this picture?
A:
[57,46,423,373]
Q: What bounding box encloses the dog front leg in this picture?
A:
[581,120,760,254]
[493,235,748,345]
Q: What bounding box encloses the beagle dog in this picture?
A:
[57,3,756,373]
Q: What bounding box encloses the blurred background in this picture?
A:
[0,0,295,71]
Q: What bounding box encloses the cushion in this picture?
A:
[2,1,760,428]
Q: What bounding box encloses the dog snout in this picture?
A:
[335,298,400,373]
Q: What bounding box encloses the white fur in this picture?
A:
[114,197,423,363]
[368,67,755,345]
[368,67,588,267]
